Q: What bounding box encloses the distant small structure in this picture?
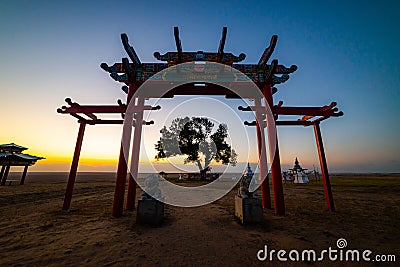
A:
[0,143,44,185]
[293,157,303,171]
[282,157,309,184]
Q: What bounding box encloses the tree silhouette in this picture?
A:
[155,117,237,177]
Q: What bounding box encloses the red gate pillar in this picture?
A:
[313,122,335,211]
[263,85,285,216]
[126,173,137,210]
[112,84,136,217]
[254,98,271,209]
[63,121,86,210]
[126,97,145,210]
[1,165,10,186]
[0,165,5,183]
[20,165,29,185]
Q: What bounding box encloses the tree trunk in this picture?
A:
[196,160,203,171]
[195,160,203,180]
[203,157,212,180]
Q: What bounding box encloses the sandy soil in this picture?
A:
[0,173,399,266]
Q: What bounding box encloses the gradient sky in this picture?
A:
[0,0,399,172]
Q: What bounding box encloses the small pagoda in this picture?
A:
[286,157,310,184]
[0,143,44,185]
[292,157,306,172]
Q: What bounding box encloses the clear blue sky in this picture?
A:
[0,0,399,172]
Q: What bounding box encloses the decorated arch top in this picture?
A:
[101,27,297,86]
[154,50,246,66]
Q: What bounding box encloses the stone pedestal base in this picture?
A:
[235,195,263,224]
[136,199,164,226]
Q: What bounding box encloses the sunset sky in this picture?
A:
[0,0,399,173]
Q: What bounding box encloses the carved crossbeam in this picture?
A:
[57,98,160,125]
[245,118,339,127]
[239,101,343,127]
[239,104,343,117]
[100,62,295,84]
[58,99,125,114]
[153,51,246,66]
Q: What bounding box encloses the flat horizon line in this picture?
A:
[14,171,400,175]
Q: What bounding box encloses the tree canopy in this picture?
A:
[154,117,237,174]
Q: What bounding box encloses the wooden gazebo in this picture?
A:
[0,143,44,185]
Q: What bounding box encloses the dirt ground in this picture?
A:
[0,173,399,266]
